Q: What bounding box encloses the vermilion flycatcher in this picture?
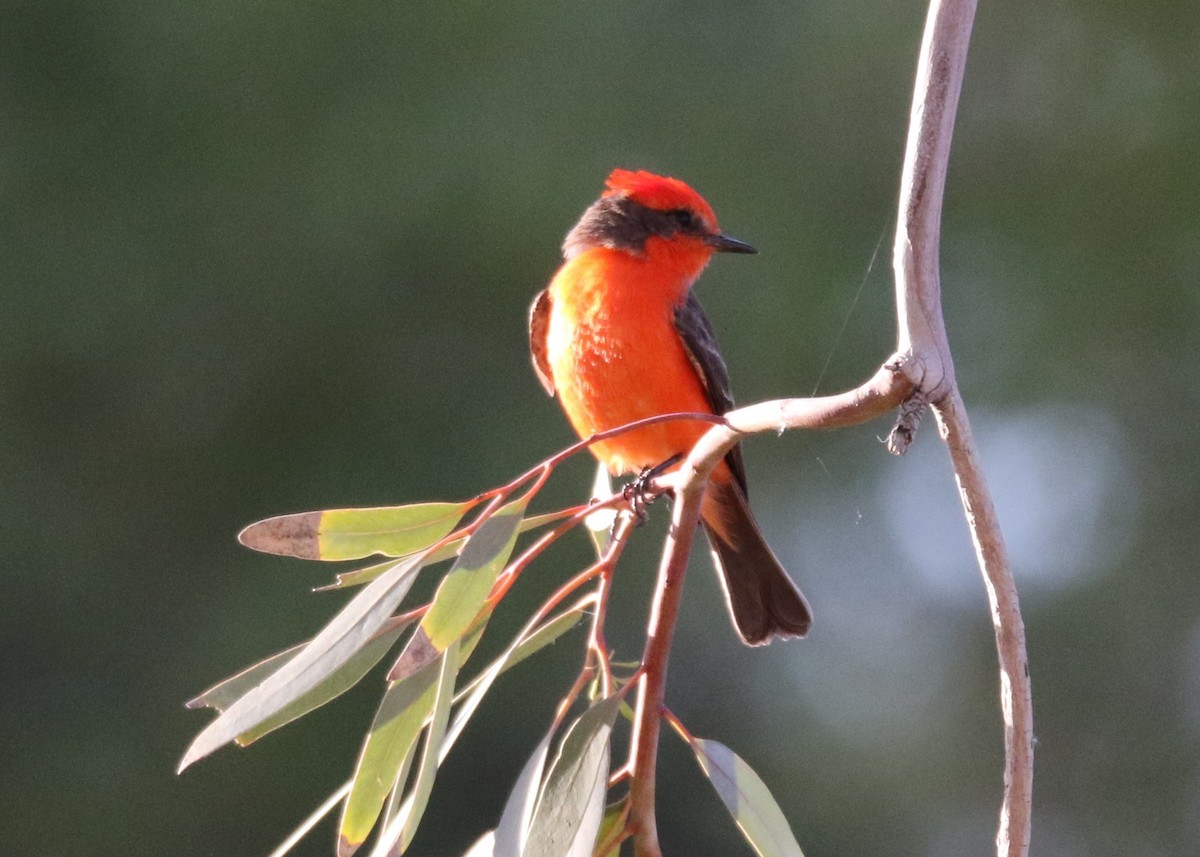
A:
[529,169,811,645]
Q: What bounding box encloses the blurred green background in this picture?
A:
[3,1,1197,855]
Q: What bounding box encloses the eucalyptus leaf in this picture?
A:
[324,510,572,589]
[421,496,528,650]
[523,694,622,857]
[396,638,461,854]
[237,620,410,746]
[179,554,425,772]
[492,730,554,857]
[337,656,443,857]
[186,620,412,740]
[239,501,470,561]
[688,737,805,857]
[379,741,419,840]
[592,798,629,857]
[319,557,405,592]
[186,643,305,712]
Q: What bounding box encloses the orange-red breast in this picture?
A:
[529,169,811,645]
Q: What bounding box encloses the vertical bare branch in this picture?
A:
[628,1,1034,856]
[893,0,977,399]
[896,2,1033,855]
[934,390,1033,857]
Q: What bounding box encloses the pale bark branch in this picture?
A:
[628,1,1033,856]
[933,389,1032,857]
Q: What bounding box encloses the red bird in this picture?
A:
[529,169,811,645]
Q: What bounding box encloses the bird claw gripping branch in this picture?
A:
[621,454,681,524]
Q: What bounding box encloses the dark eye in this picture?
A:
[672,209,698,230]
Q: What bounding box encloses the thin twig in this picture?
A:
[507,515,633,634]
[589,552,619,699]
[480,412,727,507]
[584,510,637,700]
[538,512,638,729]
[486,491,630,605]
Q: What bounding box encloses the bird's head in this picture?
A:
[562,169,757,265]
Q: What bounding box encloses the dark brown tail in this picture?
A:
[701,480,812,646]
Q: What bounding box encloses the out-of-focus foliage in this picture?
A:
[2,1,1197,856]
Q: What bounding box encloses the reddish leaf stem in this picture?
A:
[658,706,693,744]
[590,561,617,699]
[473,412,726,508]
[553,660,599,732]
[587,514,636,699]
[545,513,638,731]
[487,491,635,605]
[493,508,639,672]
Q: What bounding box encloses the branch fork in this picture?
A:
[624,1,1033,856]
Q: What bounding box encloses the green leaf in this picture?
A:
[239,501,471,561]
[179,554,425,772]
[359,638,461,857]
[379,742,419,840]
[592,798,629,857]
[187,621,411,747]
[492,730,554,857]
[456,614,490,667]
[396,638,461,853]
[240,622,410,746]
[390,606,489,684]
[688,737,805,857]
[337,656,443,857]
[186,643,305,712]
[324,511,573,590]
[354,608,584,855]
[421,497,528,650]
[319,557,405,591]
[523,694,622,857]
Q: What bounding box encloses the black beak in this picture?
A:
[705,233,758,254]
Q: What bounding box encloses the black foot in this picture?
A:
[622,454,683,524]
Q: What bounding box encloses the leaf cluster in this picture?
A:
[182,455,804,857]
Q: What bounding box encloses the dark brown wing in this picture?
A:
[529,288,555,396]
[673,292,748,494]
